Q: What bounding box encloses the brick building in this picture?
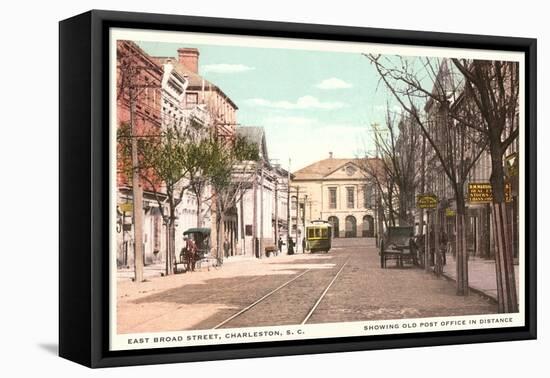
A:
[153,48,238,140]
[116,40,164,267]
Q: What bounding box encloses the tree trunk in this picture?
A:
[455,195,469,296]
[215,199,223,262]
[398,194,408,226]
[489,133,518,313]
[168,218,176,275]
[491,202,518,312]
[479,204,491,258]
[165,218,171,276]
[196,194,203,227]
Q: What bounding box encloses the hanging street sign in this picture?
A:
[468,183,493,203]
[417,194,438,209]
[445,208,456,217]
[468,183,513,203]
[119,202,134,213]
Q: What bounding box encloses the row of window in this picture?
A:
[328,186,374,209]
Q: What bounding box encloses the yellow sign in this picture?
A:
[417,194,438,209]
[445,208,456,217]
[469,183,512,203]
[468,183,493,203]
[119,203,133,213]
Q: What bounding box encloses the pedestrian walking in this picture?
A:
[439,228,448,265]
[429,224,435,266]
[187,237,197,272]
[180,235,188,264]
[223,237,230,258]
[302,237,306,253]
[450,229,456,258]
[278,236,283,255]
[287,237,295,255]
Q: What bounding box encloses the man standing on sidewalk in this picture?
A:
[223,237,230,258]
[440,228,448,265]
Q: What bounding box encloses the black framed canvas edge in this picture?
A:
[59,9,537,368]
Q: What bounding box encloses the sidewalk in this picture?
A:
[116,251,302,282]
[442,255,519,302]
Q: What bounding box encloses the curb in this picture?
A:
[441,271,498,304]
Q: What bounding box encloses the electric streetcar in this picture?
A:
[305,220,333,253]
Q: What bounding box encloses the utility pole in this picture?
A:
[425,211,431,272]
[304,194,308,226]
[253,163,258,258]
[296,185,300,252]
[130,87,144,283]
[164,216,170,275]
[421,134,428,272]
[260,161,264,258]
[287,158,291,252]
[435,206,440,275]
[274,178,279,250]
[377,188,383,247]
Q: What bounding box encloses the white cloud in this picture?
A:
[315,77,353,90]
[201,63,255,73]
[245,95,347,110]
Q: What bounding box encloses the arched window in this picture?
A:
[345,215,357,238]
[362,215,374,237]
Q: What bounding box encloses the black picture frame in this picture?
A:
[59,9,537,368]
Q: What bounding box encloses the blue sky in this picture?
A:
[138,41,402,171]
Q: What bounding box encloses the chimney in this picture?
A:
[329,152,333,159]
[177,48,200,74]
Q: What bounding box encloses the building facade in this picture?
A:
[116,40,164,268]
[116,42,238,268]
[232,127,291,258]
[421,59,519,259]
[291,154,378,240]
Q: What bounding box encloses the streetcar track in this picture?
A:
[212,254,351,329]
[301,255,351,324]
[212,269,313,329]
[128,274,266,330]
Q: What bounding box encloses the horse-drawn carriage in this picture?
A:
[379,226,417,268]
[176,228,213,272]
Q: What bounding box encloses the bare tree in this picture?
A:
[365,55,488,296]
[364,109,422,227]
[451,59,519,312]
[360,154,395,230]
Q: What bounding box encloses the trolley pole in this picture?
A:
[274,178,279,252]
[296,185,300,253]
[260,161,264,258]
[287,159,291,253]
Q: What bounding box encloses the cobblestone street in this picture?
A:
[117,237,497,333]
